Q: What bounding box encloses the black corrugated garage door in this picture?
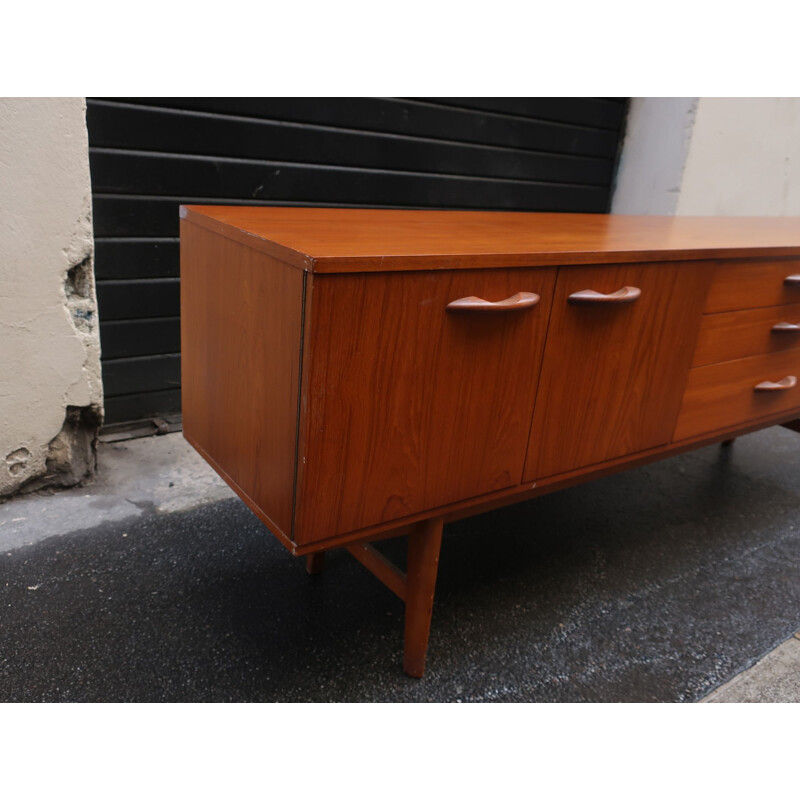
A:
[86,97,629,425]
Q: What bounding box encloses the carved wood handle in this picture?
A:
[771,322,800,333]
[754,375,798,391]
[784,275,800,286]
[446,291,540,312]
[567,286,642,305]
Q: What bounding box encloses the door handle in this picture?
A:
[754,375,797,391]
[771,322,800,333]
[567,286,641,305]
[446,291,540,312]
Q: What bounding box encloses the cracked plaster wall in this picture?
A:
[612,97,800,216]
[0,98,102,497]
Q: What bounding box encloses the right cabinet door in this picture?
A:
[523,262,714,481]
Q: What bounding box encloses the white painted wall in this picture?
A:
[612,97,698,215]
[613,97,800,217]
[677,98,800,216]
[0,98,102,497]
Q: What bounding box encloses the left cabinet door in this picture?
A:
[294,267,557,543]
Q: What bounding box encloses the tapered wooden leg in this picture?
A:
[403,516,444,678]
[306,552,325,575]
[721,438,736,447]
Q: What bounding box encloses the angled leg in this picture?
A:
[721,438,736,447]
[306,552,326,575]
[782,419,800,434]
[403,515,444,678]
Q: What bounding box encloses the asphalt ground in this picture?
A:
[1,427,799,702]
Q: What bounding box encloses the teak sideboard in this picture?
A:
[180,207,800,677]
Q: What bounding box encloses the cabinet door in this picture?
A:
[524,262,714,481]
[295,267,556,543]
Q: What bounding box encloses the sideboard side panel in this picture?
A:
[180,220,304,538]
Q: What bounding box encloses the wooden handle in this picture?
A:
[567,286,642,305]
[785,275,800,286]
[754,375,797,391]
[446,291,540,312]
[771,322,800,333]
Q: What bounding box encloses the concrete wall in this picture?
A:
[612,97,800,216]
[0,98,102,497]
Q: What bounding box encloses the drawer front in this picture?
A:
[675,349,800,441]
[295,267,557,543]
[705,259,800,313]
[693,303,800,366]
[524,261,714,480]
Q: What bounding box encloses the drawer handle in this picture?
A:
[754,375,797,392]
[567,286,642,305]
[785,275,800,286]
[446,291,540,313]
[771,322,800,333]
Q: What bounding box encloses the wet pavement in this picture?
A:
[1,427,799,702]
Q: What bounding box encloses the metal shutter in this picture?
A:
[87,97,628,424]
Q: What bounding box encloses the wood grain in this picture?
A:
[180,219,303,538]
[404,516,444,678]
[675,349,800,440]
[524,261,714,480]
[181,207,800,273]
[293,267,556,544]
[693,303,800,366]
[290,405,800,556]
[704,259,800,313]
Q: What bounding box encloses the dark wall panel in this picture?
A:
[96,279,179,321]
[94,240,178,280]
[87,97,628,423]
[88,102,614,185]
[90,152,609,212]
[97,97,624,158]
[100,318,180,360]
[102,354,180,397]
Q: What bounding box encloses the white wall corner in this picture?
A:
[0,97,103,498]
[611,98,699,215]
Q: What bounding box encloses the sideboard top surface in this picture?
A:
[180,205,800,273]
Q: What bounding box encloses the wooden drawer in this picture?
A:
[705,259,800,313]
[693,303,800,366]
[294,267,557,543]
[675,349,800,441]
[524,261,714,479]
